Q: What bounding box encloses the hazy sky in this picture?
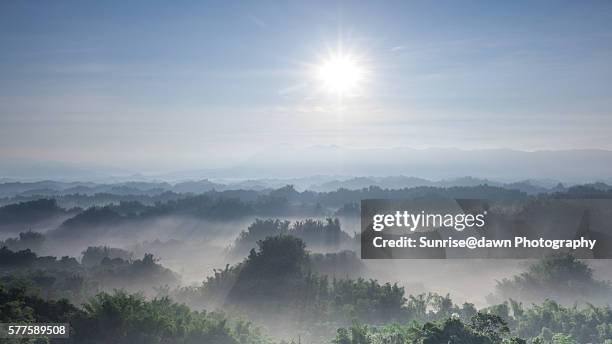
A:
[1,1,612,172]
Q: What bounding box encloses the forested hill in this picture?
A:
[2,236,611,343]
[0,176,564,198]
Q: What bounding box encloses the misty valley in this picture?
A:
[3,0,612,342]
[1,179,612,343]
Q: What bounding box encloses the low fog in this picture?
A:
[2,179,612,342]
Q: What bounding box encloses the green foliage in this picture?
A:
[69,291,271,344]
[331,314,526,344]
[0,247,38,267]
[178,236,612,343]
[89,253,178,290]
[81,246,133,267]
[231,219,291,255]
[0,199,65,226]
[230,218,353,257]
[0,285,272,344]
[3,249,612,343]
[309,251,364,278]
[513,299,612,344]
[242,235,309,280]
[292,218,347,247]
[469,313,510,342]
[0,247,178,304]
[492,254,611,305]
[177,235,408,341]
[0,284,77,323]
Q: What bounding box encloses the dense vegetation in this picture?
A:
[1,183,612,343]
[170,235,612,343]
[230,218,355,256]
[0,284,272,344]
[331,315,524,344]
[0,246,177,304]
[490,254,612,305]
[0,199,68,226]
[3,260,612,343]
[0,231,46,253]
[0,184,533,235]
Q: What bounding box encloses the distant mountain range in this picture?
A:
[0,175,598,198]
[307,176,568,194]
[2,147,612,183]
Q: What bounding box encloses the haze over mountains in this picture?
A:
[0,175,588,199]
[2,147,612,184]
[2,175,612,203]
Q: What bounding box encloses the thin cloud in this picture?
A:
[246,13,266,28]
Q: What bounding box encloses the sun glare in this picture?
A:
[315,54,365,96]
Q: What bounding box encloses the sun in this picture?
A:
[315,53,365,96]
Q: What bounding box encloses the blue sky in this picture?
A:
[1,1,611,172]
